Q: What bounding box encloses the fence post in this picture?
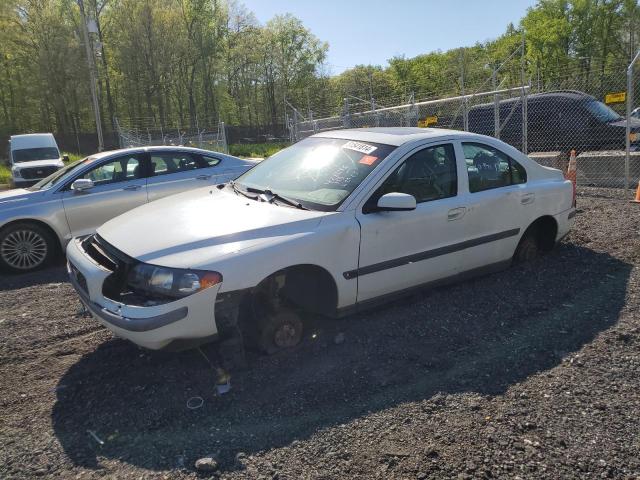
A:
[371,96,380,127]
[492,68,500,139]
[114,117,123,148]
[220,121,228,153]
[342,98,351,128]
[460,53,468,131]
[408,92,417,127]
[520,32,528,154]
[292,108,299,142]
[626,50,640,191]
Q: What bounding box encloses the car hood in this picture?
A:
[0,188,42,206]
[13,159,64,169]
[97,187,331,268]
[609,117,640,130]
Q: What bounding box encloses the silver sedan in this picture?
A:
[0,146,256,272]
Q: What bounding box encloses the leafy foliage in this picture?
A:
[0,0,637,138]
[228,142,287,158]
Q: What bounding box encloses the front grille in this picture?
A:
[20,166,58,179]
[82,236,118,271]
[82,235,138,301]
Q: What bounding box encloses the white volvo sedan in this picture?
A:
[67,128,575,352]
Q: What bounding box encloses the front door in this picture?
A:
[62,153,148,237]
[355,143,468,302]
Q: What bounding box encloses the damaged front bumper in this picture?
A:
[66,236,222,350]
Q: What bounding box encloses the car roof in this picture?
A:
[312,127,480,146]
[9,133,58,149]
[87,145,231,161]
[469,90,596,111]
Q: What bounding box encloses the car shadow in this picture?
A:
[51,244,632,473]
[0,263,67,292]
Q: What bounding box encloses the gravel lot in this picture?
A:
[1,194,639,479]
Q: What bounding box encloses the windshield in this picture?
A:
[12,147,60,163]
[234,137,397,210]
[584,100,622,123]
[28,156,94,191]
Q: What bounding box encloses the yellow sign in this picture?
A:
[605,92,626,104]
[418,115,438,128]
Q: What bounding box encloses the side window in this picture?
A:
[80,154,142,186]
[463,142,526,193]
[149,152,205,176]
[200,155,221,167]
[369,143,457,207]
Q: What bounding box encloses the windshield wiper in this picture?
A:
[245,186,309,210]
[229,181,258,200]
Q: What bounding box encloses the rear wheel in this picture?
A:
[0,223,56,273]
[513,230,540,264]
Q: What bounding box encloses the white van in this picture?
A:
[8,133,67,187]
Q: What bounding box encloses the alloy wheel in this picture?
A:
[0,229,48,270]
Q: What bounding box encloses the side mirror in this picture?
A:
[71,178,94,192]
[376,192,416,211]
[62,154,70,162]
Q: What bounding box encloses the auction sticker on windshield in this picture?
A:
[359,155,378,165]
[342,141,377,155]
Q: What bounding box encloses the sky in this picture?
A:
[241,0,538,74]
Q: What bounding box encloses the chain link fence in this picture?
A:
[114,118,228,154]
[289,49,640,199]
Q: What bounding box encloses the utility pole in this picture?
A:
[78,0,104,151]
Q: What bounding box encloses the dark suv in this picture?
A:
[461,90,640,153]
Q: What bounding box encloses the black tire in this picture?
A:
[513,229,540,264]
[0,222,57,273]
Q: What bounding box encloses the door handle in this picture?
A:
[196,174,212,180]
[123,184,142,191]
[520,193,535,205]
[447,207,467,221]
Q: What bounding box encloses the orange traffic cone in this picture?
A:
[632,179,640,203]
[567,150,577,205]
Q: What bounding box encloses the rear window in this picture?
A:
[584,100,621,123]
[12,147,59,163]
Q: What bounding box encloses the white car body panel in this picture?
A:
[67,128,575,349]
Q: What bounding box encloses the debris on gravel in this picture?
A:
[1,194,639,479]
[195,456,219,472]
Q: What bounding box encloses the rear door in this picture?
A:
[458,141,532,270]
[146,151,222,202]
[62,153,148,237]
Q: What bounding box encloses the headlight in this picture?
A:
[127,263,222,300]
[12,168,21,178]
[630,132,638,143]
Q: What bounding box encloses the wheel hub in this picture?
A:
[274,322,301,348]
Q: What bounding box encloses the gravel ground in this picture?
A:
[1,195,639,479]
